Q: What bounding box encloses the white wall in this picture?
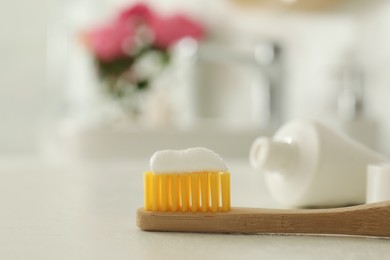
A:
[2,0,390,158]
[0,0,47,156]
[355,1,390,155]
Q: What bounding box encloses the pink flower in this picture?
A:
[150,14,204,50]
[83,3,205,61]
[84,3,155,62]
[84,21,134,62]
[118,3,154,24]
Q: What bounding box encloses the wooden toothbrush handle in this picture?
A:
[137,201,390,237]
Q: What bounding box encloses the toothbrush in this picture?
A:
[137,148,390,238]
[138,172,390,237]
[137,200,390,237]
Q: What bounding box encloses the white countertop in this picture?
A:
[1,158,389,259]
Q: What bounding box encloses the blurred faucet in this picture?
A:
[253,42,284,129]
[174,39,284,130]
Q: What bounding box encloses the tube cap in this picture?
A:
[249,137,298,173]
[366,163,390,203]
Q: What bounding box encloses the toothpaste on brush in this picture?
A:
[145,147,231,212]
[150,147,228,174]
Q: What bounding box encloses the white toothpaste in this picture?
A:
[150,147,228,174]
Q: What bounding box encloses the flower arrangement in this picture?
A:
[83,3,204,115]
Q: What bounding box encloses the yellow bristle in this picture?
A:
[152,174,159,211]
[200,173,209,212]
[227,173,231,209]
[170,174,179,211]
[210,172,220,212]
[144,172,153,210]
[143,171,230,213]
[190,174,200,212]
[221,172,230,212]
[160,175,168,211]
[180,174,189,212]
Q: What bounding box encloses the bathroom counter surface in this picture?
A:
[1,159,389,260]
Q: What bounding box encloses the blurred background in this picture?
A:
[1,0,390,163]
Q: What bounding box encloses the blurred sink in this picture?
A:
[41,120,271,163]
